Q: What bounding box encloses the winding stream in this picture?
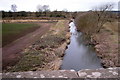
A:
[61,21,102,71]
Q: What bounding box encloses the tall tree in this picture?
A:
[11,4,17,12]
[37,5,43,12]
[42,5,50,12]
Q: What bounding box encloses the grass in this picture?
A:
[3,23,38,35]
[2,23,39,46]
[103,21,118,43]
[103,21,118,34]
[6,20,67,72]
[9,50,45,72]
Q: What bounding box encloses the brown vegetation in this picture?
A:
[93,21,119,68]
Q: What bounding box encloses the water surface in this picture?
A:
[61,22,102,71]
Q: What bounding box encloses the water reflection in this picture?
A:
[61,22,102,71]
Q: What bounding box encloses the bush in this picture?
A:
[75,12,98,35]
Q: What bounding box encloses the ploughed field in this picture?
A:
[2,23,39,47]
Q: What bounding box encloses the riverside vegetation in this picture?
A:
[74,8,119,68]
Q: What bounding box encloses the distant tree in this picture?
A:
[42,5,50,16]
[42,5,50,12]
[20,11,27,17]
[37,5,43,12]
[72,12,77,18]
[11,4,17,12]
[8,11,12,17]
[36,5,50,17]
[11,4,17,19]
[35,11,41,17]
[1,11,5,18]
[37,5,50,12]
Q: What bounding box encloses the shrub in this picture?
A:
[75,12,98,36]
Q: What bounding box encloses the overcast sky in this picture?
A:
[0,0,119,12]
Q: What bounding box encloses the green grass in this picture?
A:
[2,23,39,46]
[2,23,37,35]
[9,50,45,72]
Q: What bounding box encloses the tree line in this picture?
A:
[1,4,72,19]
[1,11,71,19]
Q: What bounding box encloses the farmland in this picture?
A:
[3,20,69,72]
[2,23,39,46]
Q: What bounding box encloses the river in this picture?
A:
[61,21,102,71]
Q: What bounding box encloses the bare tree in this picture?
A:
[93,3,114,32]
[11,4,17,19]
[37,5,43,12]
[42,5,50,12]
[37,5,50,12]
[11,4,17,12]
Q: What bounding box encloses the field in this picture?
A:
[3,20,69,72]
[2,23,39,46]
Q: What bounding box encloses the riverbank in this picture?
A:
[3,20,69,72]
[74,12,119,68]
[2,22,53,70]
[92,21,119,68]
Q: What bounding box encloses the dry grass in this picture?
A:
[103,21,118,44]
[75,11,119,67]
[93,21,119,67]
[5,20,68,72]
[103,21,118,34]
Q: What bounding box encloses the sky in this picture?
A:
[0,0,119,12]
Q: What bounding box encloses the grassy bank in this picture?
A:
[75,12,119,68]
[2,23,39,46]
[4,20,68,72]
[93,21,119,67]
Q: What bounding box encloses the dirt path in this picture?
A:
[2,23,53,69]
